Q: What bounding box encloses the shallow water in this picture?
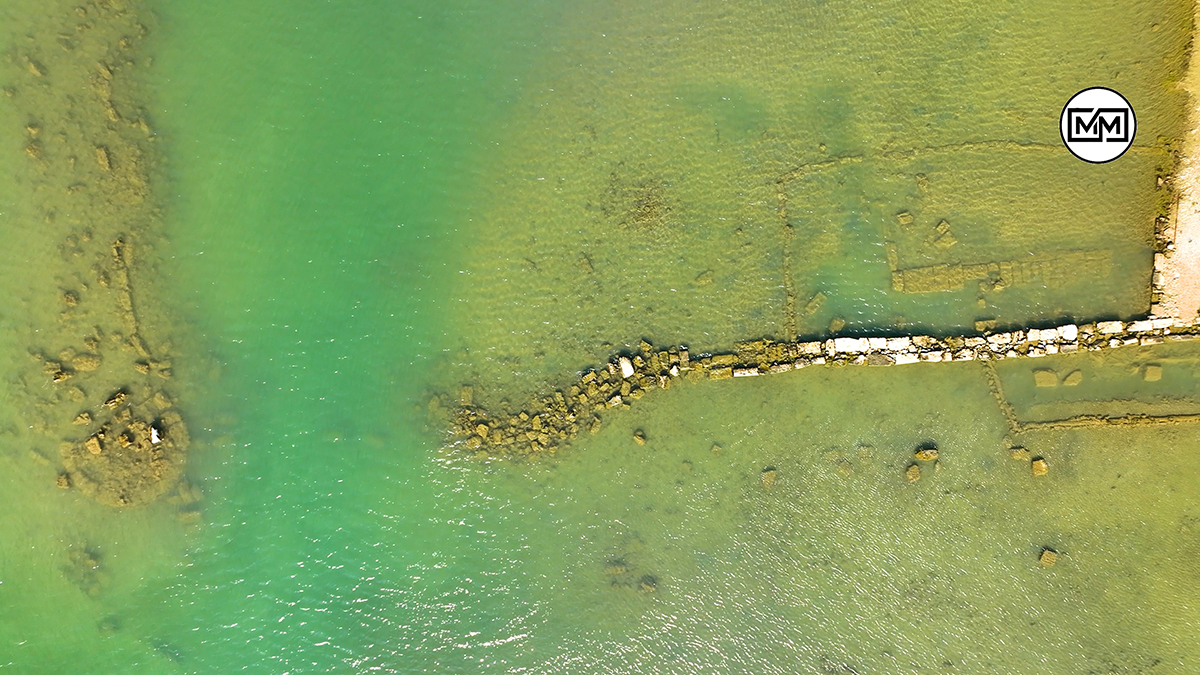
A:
[1,1,1198,673]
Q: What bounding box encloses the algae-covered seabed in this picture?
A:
[437,0,1200,672]
[446,0,1188,404]
[0,0,1199,673]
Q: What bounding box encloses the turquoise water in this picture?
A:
[143,2,552,671]
[2,1,1200,673]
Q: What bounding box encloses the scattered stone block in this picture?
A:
[1010,447,1031,461]
[987,332,1013,346]
[905,463,921,482]
[1031,458,1049,476]
[761,467,777,490]
[632,430,646,445]
[801,292,826,317]
[915,446,939,461]
[1039,549,1058,567]
[1033,369,1058,387]
[1061,370,1083,386]
[932,220,957,249]
[1144,364,1163,382]
[866,353,895,366]
[833,337,869,353]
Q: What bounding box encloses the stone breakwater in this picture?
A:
[450,317,1200,459]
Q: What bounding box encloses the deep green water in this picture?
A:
[2,1,1200,673]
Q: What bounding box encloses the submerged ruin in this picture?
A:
[450,314,1200,459]
[3,0,188,506]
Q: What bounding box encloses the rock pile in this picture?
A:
[453,340,689,458]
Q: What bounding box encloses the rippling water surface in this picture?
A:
[1,1,1199,673]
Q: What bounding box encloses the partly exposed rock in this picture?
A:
[905,463,921,482]
[914,445,939,461]
[1031,458,1049,477]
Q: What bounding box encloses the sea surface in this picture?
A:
[1,1,1199,673]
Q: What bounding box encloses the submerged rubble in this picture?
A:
[4,2,190,505]
[449,317,1200,458]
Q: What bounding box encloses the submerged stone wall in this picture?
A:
[450,316,1200,459]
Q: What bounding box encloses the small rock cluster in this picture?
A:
[451,318,1198,458]
[905,444,941,482]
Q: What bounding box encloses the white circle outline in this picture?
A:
[1059,86,1136,164]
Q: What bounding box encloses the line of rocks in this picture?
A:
[451,318,1200,459]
